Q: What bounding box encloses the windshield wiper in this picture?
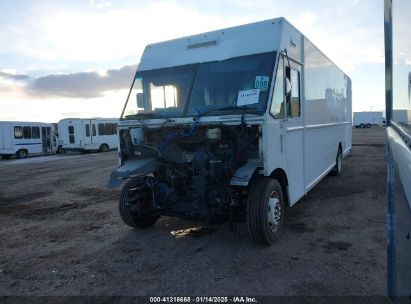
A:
[124,112,161,119]
[197,105,258,117]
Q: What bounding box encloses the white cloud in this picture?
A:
[0,2,246,66]
[0,86,126,123]
[91,0,111,9]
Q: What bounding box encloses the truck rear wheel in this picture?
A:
[366,123,371,128]
[359,123,365,128]
[99,144,109,152]
[119,177,159,228]
[16,149,28,159]
[247,178,284,245]
[331,147,342,176]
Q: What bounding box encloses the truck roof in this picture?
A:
[138,17,286,72]
[137,17,348,77]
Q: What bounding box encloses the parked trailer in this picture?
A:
[108,17,352,245]
[353,111,383,128]
[58,118,119,152]
[0,121,59,159]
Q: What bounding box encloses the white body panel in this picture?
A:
[58,118,119,151]
[353,112,383,126]
[122,17,352,207]
[0,121,57,157]
[392,109,411,124]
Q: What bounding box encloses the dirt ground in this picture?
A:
[0,127,388,299]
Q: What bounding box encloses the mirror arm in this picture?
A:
[120,69,139,119]
[282,48,291,68]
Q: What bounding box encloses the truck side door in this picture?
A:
[82,120,93,148]
[283,58,304,205]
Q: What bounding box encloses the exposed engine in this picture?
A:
[119,121,260,222]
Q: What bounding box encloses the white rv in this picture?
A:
[108,18,352,245]
[353,111,383,128]
[0,121,59,159]
[58,118,119,152]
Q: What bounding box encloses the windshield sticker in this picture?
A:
[255,76,269,90]
[237,89,260,106]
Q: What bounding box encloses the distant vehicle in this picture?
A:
[353,111,383,128]
[58,118,119,152]
[108,17,352,245]
[0,121,60,159]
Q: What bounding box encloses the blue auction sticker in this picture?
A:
[254,76,269,90]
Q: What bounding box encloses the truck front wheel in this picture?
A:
[119,177,159,228]
[16,149,28,159]
[247,178,285,245]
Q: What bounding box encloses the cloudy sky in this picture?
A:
[0,0,384,122]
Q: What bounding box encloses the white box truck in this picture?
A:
[0,121,60,159]
[353,111,383,128]
[108,17,352,245]
[58,118,119,152]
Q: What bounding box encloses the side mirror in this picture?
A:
[136,93,144,108]
[285,77,292,97]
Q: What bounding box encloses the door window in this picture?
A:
[270,56,285,118]
[68,126,75,144]
[85,124,90,137]
[290,69,300,117]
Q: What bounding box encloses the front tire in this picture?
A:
[99,144,109,152]
[119,177,159,228]
[247,178,285,246]
[16,149,28,159]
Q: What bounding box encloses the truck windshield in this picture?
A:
[122,52,275,119]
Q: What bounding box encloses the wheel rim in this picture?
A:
[267,191,281,232]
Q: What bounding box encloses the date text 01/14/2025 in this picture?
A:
[149,296,258,303]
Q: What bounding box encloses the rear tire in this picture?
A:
[359,123,365,128]
[16,149,28,159]
[247,178,285,246]
[99,144,109,152]
[119,177,159,228]
[366,123,371,128]
[331,147,342,176]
